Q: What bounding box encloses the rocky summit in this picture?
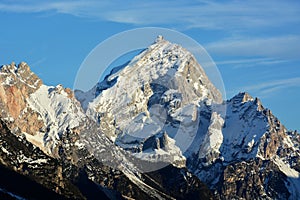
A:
[0,37,299,199]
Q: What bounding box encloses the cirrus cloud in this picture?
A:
[0,0,299,31]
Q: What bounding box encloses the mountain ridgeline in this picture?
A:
[0,37,299,199]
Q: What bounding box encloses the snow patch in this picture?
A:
[26,84,86,155]
[273,156,300,200]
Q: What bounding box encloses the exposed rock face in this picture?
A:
[0,62,87,157]
[142,131,170,151]
[0,119,85,199]
[0,62,44,135]
[219,158,289,200]
[143,165,213,200]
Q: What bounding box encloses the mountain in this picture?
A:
[78,36,300,199]
[0,36,299,199]
[83,36,222,170]
[0,62,212,199]
[188,92,300,199]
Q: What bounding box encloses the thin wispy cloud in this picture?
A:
[215,58,289,69]
[232,77,300,98]
[0,0,299,31]
[205,35,300,60]
[30,58,47,68]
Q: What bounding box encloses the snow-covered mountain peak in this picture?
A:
[0,62,87,157]
[79,38,224,168]
[87,36,223,119]
[78,36,223,111]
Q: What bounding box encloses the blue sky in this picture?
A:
[0,0,299,131]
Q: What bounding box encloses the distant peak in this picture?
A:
[0,61,31,74]
[0,61,42,90]
[232,92,254,103]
